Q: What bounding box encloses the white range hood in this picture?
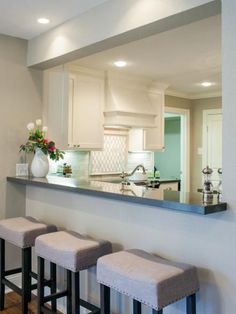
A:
[104,72,167,128]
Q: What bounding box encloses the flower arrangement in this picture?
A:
[20,119,65,161]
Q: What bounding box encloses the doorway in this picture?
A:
[202,108,222,185]
[163,107,190,192]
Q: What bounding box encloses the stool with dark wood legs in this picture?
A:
[35,230,112,314]
[0,216,57,314]
[97,249,200,314]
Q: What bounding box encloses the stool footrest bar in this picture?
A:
[31,278,52,291]
[4,268,22,276]
[2,278,22,296]
[44,279,53,288]
[80,299,100,313]
[30,271,37,280]
[43,290,68,303]
[31,283,37,290]
[41,305,56,314]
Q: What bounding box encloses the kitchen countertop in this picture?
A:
[7,176,227,215]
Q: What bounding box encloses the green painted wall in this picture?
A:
[155,117,181,179]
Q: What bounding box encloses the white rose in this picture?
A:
[42,126,48,133]
[36,119,42,126]
[27,122,34,131]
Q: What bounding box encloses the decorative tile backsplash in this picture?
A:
[91,134,127,174]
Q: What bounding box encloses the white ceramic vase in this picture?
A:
[31,148,49,178]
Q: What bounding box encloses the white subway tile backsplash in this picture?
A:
[49,143,154,178]
[49,151,90,178]
[127,152,154,173]
[91,134,127,174]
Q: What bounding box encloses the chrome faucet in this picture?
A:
[120,164,146,184]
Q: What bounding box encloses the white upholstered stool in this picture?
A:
[0,216,57,314]
[35,230,112,314]
[97,249,200,314]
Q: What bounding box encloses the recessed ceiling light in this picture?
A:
[37,18,50,24]
[114,60,127,68]
[201,81,212,87]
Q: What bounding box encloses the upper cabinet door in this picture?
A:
[43,66,104,151]
[43,68,69,150]
[128,89,165,152]
[144,90,165,151]
[128,128,145,152]
[69,72,104,150]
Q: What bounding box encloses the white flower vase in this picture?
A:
[31,148,49,178]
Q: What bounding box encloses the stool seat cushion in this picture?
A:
[0,216,57,248]
[97,249,199,311]
[35,230,112,272]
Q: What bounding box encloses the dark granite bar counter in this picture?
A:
[7,176,227,215]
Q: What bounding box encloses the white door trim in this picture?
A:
[165,106,190,192]
[202,108,222,171]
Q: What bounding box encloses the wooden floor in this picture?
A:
[0,292,37,313]
[0,292,62,314]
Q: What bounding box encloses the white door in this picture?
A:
[164,107,190,193]
[203,109,222,185]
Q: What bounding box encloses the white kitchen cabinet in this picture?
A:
[129,125,165,152]
[43,66,104,151]
[43,68,69,150]
[128,89,165,152]
[68,72,104,150]
[144,89,165,151]
[159,182,179,191]
[144,126,164,151]
[128,129,144,152]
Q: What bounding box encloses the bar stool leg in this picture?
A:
[133,299,142,314]
[100,284,110,314]
[22,247,31,314]
[67,270,72,314]
[0,239,5,310]
[50,262,57,312]
[37,256,45,314]
[187,293,196,314]
[71,271,80,314]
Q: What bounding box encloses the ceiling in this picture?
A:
[0,0,109,39]
[73,15,221,99]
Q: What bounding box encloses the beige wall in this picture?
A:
[164,95,222,191]
[165,94,192,110]
[0,34,42,219]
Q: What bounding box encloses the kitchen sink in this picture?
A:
[95,176,161,189]
[101,179,124,184]
[99,179,150,187]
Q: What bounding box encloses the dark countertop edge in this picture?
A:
[7,177,227,216]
